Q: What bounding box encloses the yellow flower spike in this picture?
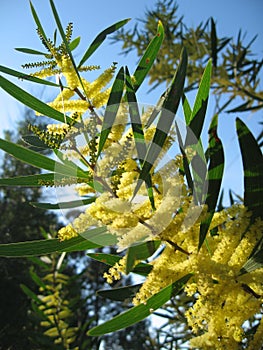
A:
[59,55,79,89]
[87,64,116,98]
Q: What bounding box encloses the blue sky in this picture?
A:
[0,0,262,201]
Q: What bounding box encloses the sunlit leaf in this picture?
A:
[22,135,50,150]
[15,47,47,56]
[236,118,263,220]
[0,236,100,257]
[125,67,155,209]
[88,274,193,336]
[78,19,130,68]
[30,1,48,43]
[30,197,96,210]
[0,138,88,178]
[132,20,164,91]
[0,75,70,123]
[199,114,224,249]
[186,59,212,139]
[0,173,71,187]
[68,36,81,51]
[97,67,125,157]
[133,48,187,197]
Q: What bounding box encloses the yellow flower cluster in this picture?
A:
[132,205,263,349]
[33,51,116,125]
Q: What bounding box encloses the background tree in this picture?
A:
[112,0,263,116]
[0,111,60,349]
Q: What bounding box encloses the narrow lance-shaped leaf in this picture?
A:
[184,60,212,204]
[182,94,192,125]
[125,67,155,209]
[133,47,187,197]
[88,274,193,336]
[199,114,224,250]
[15,47,47,56]
[0,65,60,87]
[30,1,48,43]
[97,284,142,302]
[30,197,96,210]
[22,135,51,150]
[186,59,212,139]
[97,67,125,157]
[0,75,70,123]
[236,117,263,220]
[0,138,88,178]
[132,20,164,92]
[0,235,101,257]
[175,121,194,193]
[78,19,130,68]
[0,173,58,187]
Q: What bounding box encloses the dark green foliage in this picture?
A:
[0,114,61,349]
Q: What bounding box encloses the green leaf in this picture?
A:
[199,114,224,249]
[97,67,125,157]
[186,59,212,139]
[30,197,96,210]
[0,173,72,187]
[236,118,263,220]
[88,252,121,266]
[133,48,187,197]
[182,94,192,125]
[0,235,100,257]
[0,65,60,88]
[183,60,212,205]
[0,75,70,123]
[126,240,161,274]
[132,20,164,92]
[30,1,48,43]
[15,47,47,56]
[22,135,50,150]
[68,36,81,51]
[29,268,47,290]
[97,284,142,302]
[88,274,193,336]
[0,138,88,178]
[125,67,155,209]
[78,19,130,68]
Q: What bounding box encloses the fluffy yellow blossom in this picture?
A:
[58,225,78,241]
[132,205,263,349]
